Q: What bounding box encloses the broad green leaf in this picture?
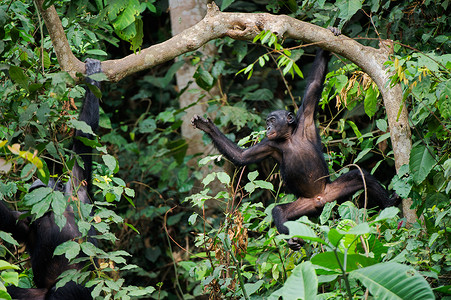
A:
[9,66,29,90]
[244,182,256,194]
[217,172,231,185]
[0,232,18,246]
[354,147,371,163]
[328,228,344,247]
[1,271,18,285]
[269,261,318,300]
[373,206,400,222]
[391,173,412,198]
[50,191,66,216]
[349,262,435,300]
[364,84,379,118]
[202,173,216,186]
[410,144,436,184]
[112,0,141,31]
[0,260,19,271]
[254,180,274,190]
[336,0,362,20]
[102,154,118,172]
[55,240,81,261]
[69,120,95,135]
[376,119,388,132]
[311,251,376,271]
[243,280,264,297]
[283,221,327,244]
[319,201,336,224]
[248,171,259,182]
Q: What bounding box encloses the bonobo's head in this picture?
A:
[29,178,71,195]
[266,110,296,140]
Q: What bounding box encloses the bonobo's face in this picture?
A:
[266,110,295,140]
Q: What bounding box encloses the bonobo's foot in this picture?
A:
[191,115,212,133]
[287,237,305,251]
[388,192,401,207]
[327,26,341,36]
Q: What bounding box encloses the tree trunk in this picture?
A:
[169,0,223,196]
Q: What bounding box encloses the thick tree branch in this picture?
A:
[35,0,84,76]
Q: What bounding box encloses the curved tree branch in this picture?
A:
[35,1,416,222]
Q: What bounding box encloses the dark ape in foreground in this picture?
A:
[0,59,102,299]
[192,48,398,250]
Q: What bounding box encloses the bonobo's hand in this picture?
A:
[287,237,305,251]
[191,115,213,133]
[327,26,341,36]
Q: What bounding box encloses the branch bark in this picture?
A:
[35,1,416,222]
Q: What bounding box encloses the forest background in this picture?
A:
[0,0,450,299]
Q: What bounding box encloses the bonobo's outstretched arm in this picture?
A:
[191,115,279,165]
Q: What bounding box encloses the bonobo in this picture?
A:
[0,59,102,299]
[192,38,398,250]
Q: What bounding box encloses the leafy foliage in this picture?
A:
[0,0,450,299]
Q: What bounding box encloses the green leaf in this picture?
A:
[102,154,118,172]
[254,180,274,190]
[202,173,216,186]
[336,0,362,21]
[376,119,388,132]
[69,120,95,135]
[194,67,214,91]
[364,84,379,118]
[55,240,81,261]
[50,191,66,216]
[130,18,144,52]
[349,262,435,300]
[410,144,436,184]
[0,260,19,271]
[243,280,264,297]
[1,271,18,286]
[373,206,400,222]
[9,66,29,90]
[328,228,344,247]
[283,221,328,244]
[220,0,235,10]
[437,79,451,119]
[311,251,376,271]
[216,172,230,185]
[269,261,318,300]
[320,201,336,224]
[347,120,362,141]
[0,232,19,246]
[354,147,371,163]
[112,0,140,31]
[248,171,258,182]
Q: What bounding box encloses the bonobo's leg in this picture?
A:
[273,169,394,250]
[272,196,324,250]
[322,169,391,208]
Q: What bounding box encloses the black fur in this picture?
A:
[192,40,398,250]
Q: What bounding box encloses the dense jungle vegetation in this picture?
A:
[0,0,450,299]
